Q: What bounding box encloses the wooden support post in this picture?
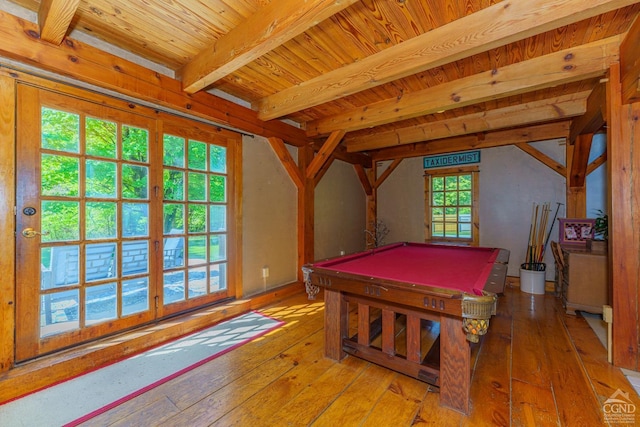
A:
[324,289,348,360]
[298,145,315,280]
[440,315,471,414]
[607,62,640,370]
[0,75,16,373]
[366,164,377,248]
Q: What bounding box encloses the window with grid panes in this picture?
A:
[425,167,479,245]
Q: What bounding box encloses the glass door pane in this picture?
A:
[160,121,231,317]
[15,85,238,360]
[16,86,157,360]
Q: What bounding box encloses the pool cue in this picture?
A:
[540,202,563,261]
[526,203,535,265]
[537,203,550,263]
[526,206,532,264]
[531,203,539,265]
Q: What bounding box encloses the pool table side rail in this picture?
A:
[482,248,510,295]
[303,266,468,317]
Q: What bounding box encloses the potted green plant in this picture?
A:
[590,210,608,252]
[594,209,608,240]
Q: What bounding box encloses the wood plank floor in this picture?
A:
[81,282,640,426]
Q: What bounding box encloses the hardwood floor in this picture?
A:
[81,282,639,426]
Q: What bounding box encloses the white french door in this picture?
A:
[15,85,237,361]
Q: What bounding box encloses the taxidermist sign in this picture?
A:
[423,151,480,169]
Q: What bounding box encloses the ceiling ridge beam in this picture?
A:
[178,0,358,94]
[309,35,621,137]
[256,0,635,120]
[345,91,590,152]
[371,121,571,161]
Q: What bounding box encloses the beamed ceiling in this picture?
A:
[2,0,640,165]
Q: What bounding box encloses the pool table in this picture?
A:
[302,242,509,414]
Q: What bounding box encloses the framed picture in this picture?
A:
[559,218,595,245]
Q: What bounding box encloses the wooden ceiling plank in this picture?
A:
[569,82,606,144]
[308,36,621,137]
[267,137,304,189]
[38,0,80,45]
[345,91,589,151]
[0,10,309,147]
[179,0,358,94]
[371,121,571,161]
[619,9,640,104]
[306,130,345,179]
[256,0,636,120]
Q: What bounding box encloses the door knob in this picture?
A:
[22,228,49,238]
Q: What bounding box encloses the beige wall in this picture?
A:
[377,159,426,244]
[315,160,367,260]
[242,136,298,296]
[378,141,567,279]
[242,144,367,294]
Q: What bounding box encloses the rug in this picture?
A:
[0,311,283,427]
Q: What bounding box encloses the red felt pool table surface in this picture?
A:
[312,242,500,295]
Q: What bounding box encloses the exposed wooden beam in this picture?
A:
[374,159,403,189]
[308,37,620,137]
[371,121,570,161]
[587,150,607,175]
[256,0,634,120]
[346,91,589,152]
[313,155,336,187]
[569,133,594,186]
[353,164,373,196]
[178,0,357,94]
[620,10,640,104]
[267,137,304,189]
[38,0,79,45]
[569,82,606,144]
[314,142,372,167]
[516,142,567,177]
[306,130,345,180]
[0,11,309,147]
[298,146,315,278]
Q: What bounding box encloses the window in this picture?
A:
[161,131,229,305]
[424,166,479,245]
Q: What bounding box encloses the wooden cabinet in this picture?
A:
[561,246,608,315]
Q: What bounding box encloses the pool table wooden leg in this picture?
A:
[440,315,471,414]
[324,289,348,360]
